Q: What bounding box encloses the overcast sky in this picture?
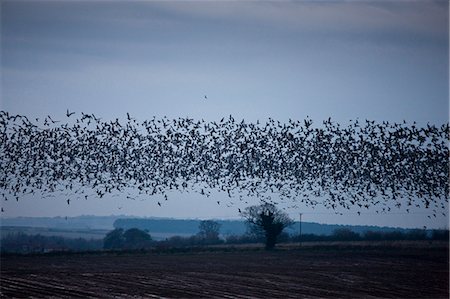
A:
[1,0,448,229]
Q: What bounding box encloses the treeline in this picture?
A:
[291,228,449,242]
[104,220,223,250]
[103,227,449,250]
[0,232,103,254]
[1,228,448,254]
[192,228,449,246]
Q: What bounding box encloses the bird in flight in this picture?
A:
[204,95,208,100]
[66,109,75,117]
[0,111,448,216]
[48,115,60,123]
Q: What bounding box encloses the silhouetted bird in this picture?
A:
[66,109,75,117]
[0,110,447,216]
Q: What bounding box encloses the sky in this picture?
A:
[1,0,449,229]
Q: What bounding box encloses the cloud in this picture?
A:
[2,1,447,46]
[158,1,448,43]
[2,0,447,78]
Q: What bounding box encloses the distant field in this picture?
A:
[1,242,448,298]
[275,239,450,249]
[0,226,192,241]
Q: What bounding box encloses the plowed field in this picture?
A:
[1,244,448,298]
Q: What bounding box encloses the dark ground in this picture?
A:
[1,242,448,298]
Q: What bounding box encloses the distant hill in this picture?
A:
[0,215,129,230]
[114,218,419,237]
[1,216,426,240]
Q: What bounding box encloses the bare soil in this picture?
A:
[1,243,448,298]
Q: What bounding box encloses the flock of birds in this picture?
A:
[0,110,448,216]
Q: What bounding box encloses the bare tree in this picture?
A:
[241,203,293,250]
[198,220,221,244]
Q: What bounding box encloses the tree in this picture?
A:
[197,220,221,244]
[123,228,152,249]
[431,229,449,241]
[103,228,152,250]
[103,228,124,250]
[241,203,293,250]
[331,228,360,241]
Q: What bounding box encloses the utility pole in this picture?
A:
[299,213,302,247]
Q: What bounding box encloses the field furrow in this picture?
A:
[1,245,448,298]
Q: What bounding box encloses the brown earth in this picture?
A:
[1,243,448,298]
